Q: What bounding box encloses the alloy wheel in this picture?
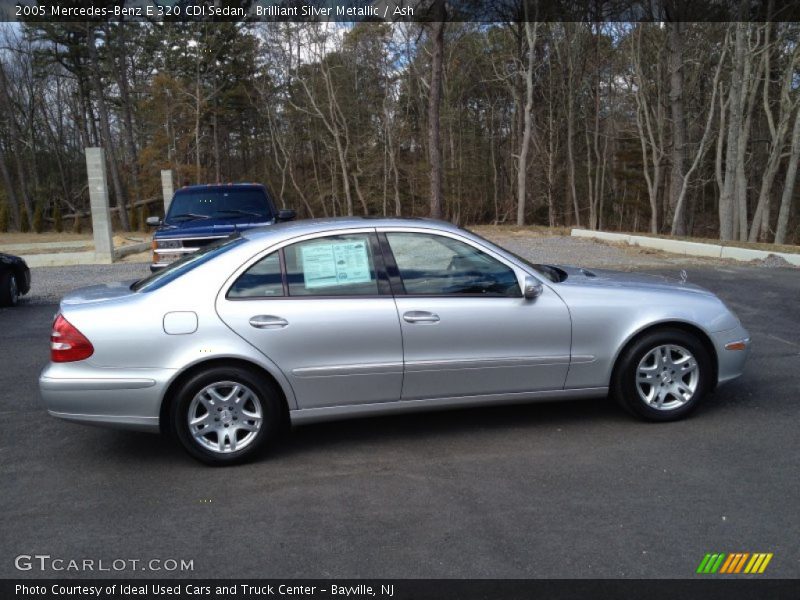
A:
[635,344,699,410]
[187,381,263,453]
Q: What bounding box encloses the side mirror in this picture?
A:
[146,216,162,227]
[276,209,296,222]
[523,276,543,300]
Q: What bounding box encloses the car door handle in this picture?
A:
[249,315,289,329]
[403,311,440,324]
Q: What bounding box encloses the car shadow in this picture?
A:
[87,397,623,467]
[86,388,744,467]
[273,397,626,458]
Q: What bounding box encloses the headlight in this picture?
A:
[157,239,183,250]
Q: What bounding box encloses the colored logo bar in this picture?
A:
[697,553,773,574]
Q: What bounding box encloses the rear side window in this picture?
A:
[285,234,379,297]
[226,234,383,299]
[228,252,283,298]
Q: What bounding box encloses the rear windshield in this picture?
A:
[132,236,245,293]
[166,188,274,222]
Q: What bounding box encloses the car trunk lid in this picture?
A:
[60,280,139,306]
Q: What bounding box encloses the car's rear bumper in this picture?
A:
[712,324,751,385]
[39,363,173,433]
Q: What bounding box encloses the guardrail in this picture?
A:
[570,229,800,266]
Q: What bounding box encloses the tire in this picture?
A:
[171,366,283,465]
[611,328,713,422]
[0,271,19,307]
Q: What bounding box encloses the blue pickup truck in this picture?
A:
[146,183,295,271]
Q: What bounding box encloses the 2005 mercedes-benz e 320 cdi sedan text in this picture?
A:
[40,218,750,465]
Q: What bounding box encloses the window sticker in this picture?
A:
[301,240,372,289]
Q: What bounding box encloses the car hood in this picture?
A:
[156,217,274,238]
[553,265,715,296]
[60,280,139,306]
[0,253,27,267]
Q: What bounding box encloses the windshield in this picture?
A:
[132,236,245,293]
[166,188,273,222]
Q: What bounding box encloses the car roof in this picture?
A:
[241,217,463,242]
[175,183,266,193]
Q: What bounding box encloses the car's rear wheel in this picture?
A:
[0,271,19,307]
[611,328,713,421]
[171,366,282,465]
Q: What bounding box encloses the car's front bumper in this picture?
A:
[711,324,751,385]
[39,363,174,433]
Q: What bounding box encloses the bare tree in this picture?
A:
[748,28,800,241]
[629,25,667,233]
[426,4,447,219]
[0,141,21,229]
[0,61,33,226]
[774,105,800,244]
[670,29,729,235]
[556,23,583,227]
[0,19,798,244]
[516,20,539,226]
[284,25,356,215]
[718,22,747,241]
[667,21,688,234]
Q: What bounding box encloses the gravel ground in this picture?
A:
[473,227,737,270]
[27,262,150,305]
[473,227,799,269]
[22,231,788,305]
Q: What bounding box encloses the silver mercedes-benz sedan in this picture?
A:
[40,218,750,465]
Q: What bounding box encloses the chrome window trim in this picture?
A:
[218,225,550,304]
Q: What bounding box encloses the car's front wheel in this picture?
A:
[171,366,283,465]
[611,328,713,421]
[0,271,19,307]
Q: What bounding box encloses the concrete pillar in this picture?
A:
[161,169,175,214]
[85,147,114,264]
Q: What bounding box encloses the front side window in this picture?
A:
[285,234,380,296]
[228,252,283,298]
[385,232,521,296]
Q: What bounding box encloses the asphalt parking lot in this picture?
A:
[0,264,798,579]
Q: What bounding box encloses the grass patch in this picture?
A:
[469,224,572,237]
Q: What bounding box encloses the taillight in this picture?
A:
[51,314,94,363]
